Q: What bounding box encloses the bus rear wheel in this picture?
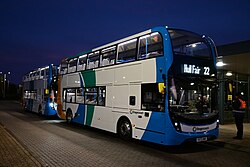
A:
[118,118,132,140]
[38,105,42,116]
[66,110,73,123]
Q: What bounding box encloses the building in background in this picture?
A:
[217,40,250,124]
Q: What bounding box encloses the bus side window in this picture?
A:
[85,88,97,105]
[60,60,68,74]
[40,70,44,78]
[78,54,87,71]
[101,46,116,67]
[66,89,76,103]
[45,68,49,77]
[87,52,100,69]
[117,39,137,63]
[138,32,163,60]
[35,70,40,80]
[98,87,106,106]
[68,58,77,73]
[76,88,84,103]
[141,83,165,112]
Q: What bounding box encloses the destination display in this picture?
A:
[182,64,210,76]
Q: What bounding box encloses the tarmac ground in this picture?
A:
[0,102,250,166]
[0,123,42,167]
[1,122,250,166]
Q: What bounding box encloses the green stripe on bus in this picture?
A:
[81,70,96,87]
[86,105,94,126]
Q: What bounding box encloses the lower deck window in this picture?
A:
[66,89,76,103]
[76,88,84,103]
[23,90,37,100]
[85,88,97,105]
[63,86,106,106]
[141,83,165,112]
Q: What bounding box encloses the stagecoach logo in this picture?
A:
[192,126,209,132]
[129,110,143,114]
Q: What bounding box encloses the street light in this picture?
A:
[216,56,226,67]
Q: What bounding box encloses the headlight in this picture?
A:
[49,102,54,108]
[49,102,57,110]
[216,119,220,128]
[174,122,182,132]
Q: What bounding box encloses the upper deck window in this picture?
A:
[23,74,29,82]
[78,54,87,71]
[87,51,100,69]
[60,60,68,74]
[101,46,116,67]
[31,70,40,80]
[117,39,137,63]
[69,58,77,67]
[68,58,77,73]
[41,69,45,77]
[52,66,58,76]
[45,67,49,77]
[168,29,211,59]
[138,32,163,59]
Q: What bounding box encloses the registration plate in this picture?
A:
[196,137,207,142]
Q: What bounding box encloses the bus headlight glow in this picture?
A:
[216,119,220,128]
[49,102,53,107]
[174,122,181,132]
[49,102,57,110]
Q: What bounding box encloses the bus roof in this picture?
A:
[92,29,152,51]
[66,28,154,60]
[66,26,204,60]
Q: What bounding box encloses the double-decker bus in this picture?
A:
[57,26,219,145]
[22,64,58,117]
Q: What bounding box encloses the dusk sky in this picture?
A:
[1,0,250,84]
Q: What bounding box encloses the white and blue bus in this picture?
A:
[57,26,219,145]
[22,64,58,117]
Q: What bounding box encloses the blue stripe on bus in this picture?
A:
[164,127,219,145]
[141,112,166,144]
[142,117,219,145]
[44,103,57,116]
[72,104,85,124]
[79,72,85,87]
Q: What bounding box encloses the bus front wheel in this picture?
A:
[118,118,132,140]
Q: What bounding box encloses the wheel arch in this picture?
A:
[116,116,134,140]
[116,116,131,131]
[66,108,73,123]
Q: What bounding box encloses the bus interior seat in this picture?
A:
[102,59,109,66]
[95,60,99,68]
[88,62,95,69]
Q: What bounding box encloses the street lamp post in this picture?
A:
[0,72,11,99]
[3,74,6,99]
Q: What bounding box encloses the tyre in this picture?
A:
[118,118,132,140]
[38,105,42,116]
[66,110,73,123]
